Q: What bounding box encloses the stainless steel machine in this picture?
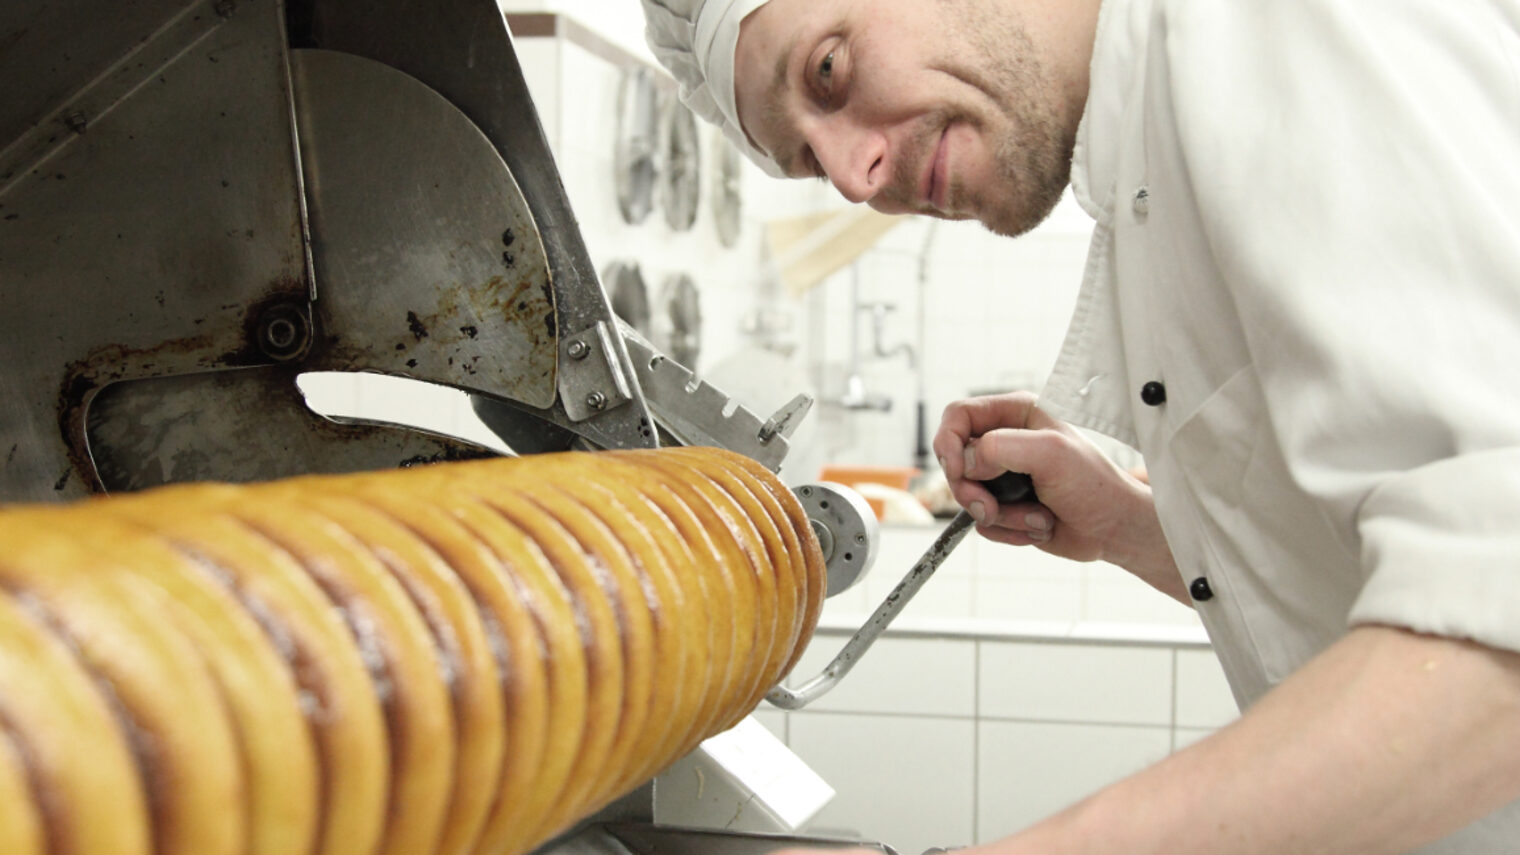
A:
[0,0,832,500]
[0,1,910,852]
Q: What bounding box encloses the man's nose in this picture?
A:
[811,121,887,204]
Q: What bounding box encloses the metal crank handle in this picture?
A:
[765,471,1036,710]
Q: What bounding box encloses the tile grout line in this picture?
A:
[1169,646,1179,752]
[972,638,981,845]
[788,707,1177,730]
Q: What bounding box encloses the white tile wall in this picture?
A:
[1175,648,1240,728]
[805,201,1097,469]
[978,642,1173,726]
[785,636,976,717]
[824,523,1203,634]
[1172,727,1215,753]
[763,633,1233,848]
[974,574,1083,625]
[750,708,788,743]
[1083,562,1201,626]
[974,540,1085,624]
[976,720,1172,841]
[790,713,977,855]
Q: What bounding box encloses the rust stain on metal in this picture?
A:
[48,275,309,494]
[55,333,221,494]
[398,446,496,468]
[312,269,557,408]
[406,311,430,340]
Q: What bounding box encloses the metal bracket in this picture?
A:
[766,509,979,710]
[758,393,812,442]
[559,320,634,421]
[623,335,807,473]
[793,482,878,597]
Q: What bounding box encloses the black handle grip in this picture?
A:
[980,471,1036,505]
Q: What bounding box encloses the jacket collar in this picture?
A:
[1039,0,1153,449]
[1070,0,1151,222]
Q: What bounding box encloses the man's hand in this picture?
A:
[931,392,1183,600]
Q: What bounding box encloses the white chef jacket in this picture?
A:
[1039,0,1520,849]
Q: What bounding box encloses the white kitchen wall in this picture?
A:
[754,524,1233,855]
[823,525,1201,631]
[505,0,656,62]
[757,627,1237,854]
[798,201,1102,470]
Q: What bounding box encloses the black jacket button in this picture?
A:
[1141,381,1167,406]
[1189,577,1214,602]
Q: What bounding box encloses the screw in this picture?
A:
[585,391,607,411]
[854,532,867,545]
[255,303,310,361]
[567,339,590,360]
[799,486,813,498]
[64,111,87,134]
[263,318,297,350]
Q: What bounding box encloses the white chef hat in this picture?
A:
[642,0,786,177]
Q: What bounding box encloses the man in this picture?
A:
[642,0,1520,852]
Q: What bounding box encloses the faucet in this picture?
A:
[860,301,918,370]
[827,264,895,412]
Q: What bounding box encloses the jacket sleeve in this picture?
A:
[1161,0,1520,652]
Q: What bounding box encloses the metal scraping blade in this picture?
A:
[86,369,495,492]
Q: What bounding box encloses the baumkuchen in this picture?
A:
[0,446,824,855]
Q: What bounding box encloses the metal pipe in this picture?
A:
[764,509,977,709]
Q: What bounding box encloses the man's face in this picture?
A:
[733,0,1078,237]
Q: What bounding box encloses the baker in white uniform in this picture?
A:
[641,0,1520,851]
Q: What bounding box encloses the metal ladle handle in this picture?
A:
[765,472,1035,710]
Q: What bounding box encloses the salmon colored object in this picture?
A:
[817,465,920,491]
[817,465,920,520]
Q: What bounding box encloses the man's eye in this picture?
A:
[818,51,835,85]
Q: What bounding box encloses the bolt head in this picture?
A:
[263,318,297,349]
[567,340,590,360]
[255,304,309,361]
[585,391,607,410]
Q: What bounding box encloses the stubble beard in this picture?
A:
[951,5,1076,237]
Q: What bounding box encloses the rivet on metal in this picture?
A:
[1132,186,1150,216]
[567,339,590,360]
[263,318,297,350]
[255,303,310,361]
[854,532,867,545]
[585,391,607,411]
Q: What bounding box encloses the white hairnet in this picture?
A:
[643,0,786,177]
